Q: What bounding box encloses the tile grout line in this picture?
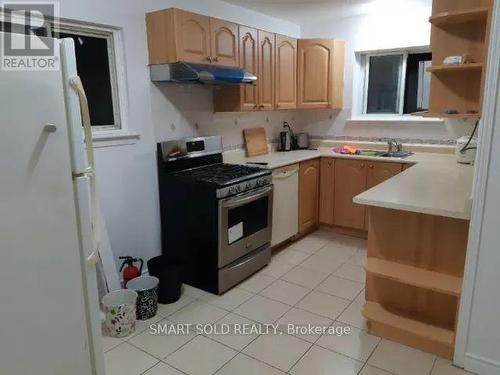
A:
[122,229,369,374]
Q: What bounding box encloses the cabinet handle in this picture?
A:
[213,56,219,62]
[360,163,365,168]
[369,165,374,169]
[206,56,212,62]
[253,104,258,109]
[260,105,265,109]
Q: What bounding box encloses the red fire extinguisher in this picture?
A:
[119,256,143,287]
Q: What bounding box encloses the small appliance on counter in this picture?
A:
[456,136,478,164]
[296,133,310,149]
[279,130,292,151]
[279,121,294,151]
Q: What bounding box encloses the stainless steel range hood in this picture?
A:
[150,62,257,85]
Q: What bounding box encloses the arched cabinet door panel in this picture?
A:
[176,10,211,64]
[297,39,344,109]
[258,30,275,111]
[275,34,297,110]
[299,159,320,235]
[239,26,259,111]
[210,18,239,67]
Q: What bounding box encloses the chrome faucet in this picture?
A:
[386,138,402,153]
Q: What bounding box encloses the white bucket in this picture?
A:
[102,289,138,338]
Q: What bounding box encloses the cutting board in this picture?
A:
[243,127,268,157]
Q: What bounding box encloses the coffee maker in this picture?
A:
[279,121,295,151]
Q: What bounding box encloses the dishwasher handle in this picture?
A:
[273,168,299,180]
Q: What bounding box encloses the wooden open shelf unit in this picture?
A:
[366,258,462,296]
[426,63,483,73]
[423,0,493,119]
[429,7,489,26]
[363,207,469,359]
[364,301,455,358]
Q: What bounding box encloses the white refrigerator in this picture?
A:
[0,33,105,374]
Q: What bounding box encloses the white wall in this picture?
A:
[55,0,301,272]
[298,0,476,142]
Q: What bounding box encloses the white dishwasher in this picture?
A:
[271,163,299,246]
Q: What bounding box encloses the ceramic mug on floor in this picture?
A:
[126,276,159,320]
[102,289,138,338]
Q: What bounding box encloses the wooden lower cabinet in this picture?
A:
[319,158,335,225]
[299,159,320,235]
[334,159,368,230]
[364,161,403,230]
[333,159,403,231]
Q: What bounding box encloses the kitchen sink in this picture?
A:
[358,150,413,158]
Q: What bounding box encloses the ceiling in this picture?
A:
[220,0,431,24]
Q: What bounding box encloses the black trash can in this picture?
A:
[147,255,182,304]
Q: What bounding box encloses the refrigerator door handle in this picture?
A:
[70,76,101,268]
[69,76,94,173]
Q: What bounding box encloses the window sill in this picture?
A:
[91,129,141,148]
[347,115,444,124]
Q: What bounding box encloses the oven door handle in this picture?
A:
[222,185,273,209]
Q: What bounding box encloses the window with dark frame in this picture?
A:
[55,31,116,127]
[404,52,432,114]
[1,16,121,129]
[363,50,432,117]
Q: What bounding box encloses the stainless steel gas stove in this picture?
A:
[157,136,272,294]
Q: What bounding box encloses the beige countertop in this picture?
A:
[224,146,474,220]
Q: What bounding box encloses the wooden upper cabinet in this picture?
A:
[258,30,275,111]
[319,158,335,225]
[275,35,297,110]
[146,9,238,66]
[174,10,211,64]
[299,159,320,235]
[334,159,368,230]
[210,18,239,67]
[146,8,210,64]
[297,39,345,109]
[239,26,259,111]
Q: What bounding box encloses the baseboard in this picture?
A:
[463,353,500,375]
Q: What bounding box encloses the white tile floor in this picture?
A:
[103,228,475,375]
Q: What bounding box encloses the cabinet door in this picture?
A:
[175,10,211,64]
[239,26,259,111]
[258,30,275,111]
[299,159,320,235]
[366,162,402,189]
[319,158,335,225]
[275,35,297,110]
[210,18,239,67]
[365,162,402,230]
[297,39,334,109]
[334,159,367,230]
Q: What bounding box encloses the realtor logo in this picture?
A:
[1,2,59,70]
